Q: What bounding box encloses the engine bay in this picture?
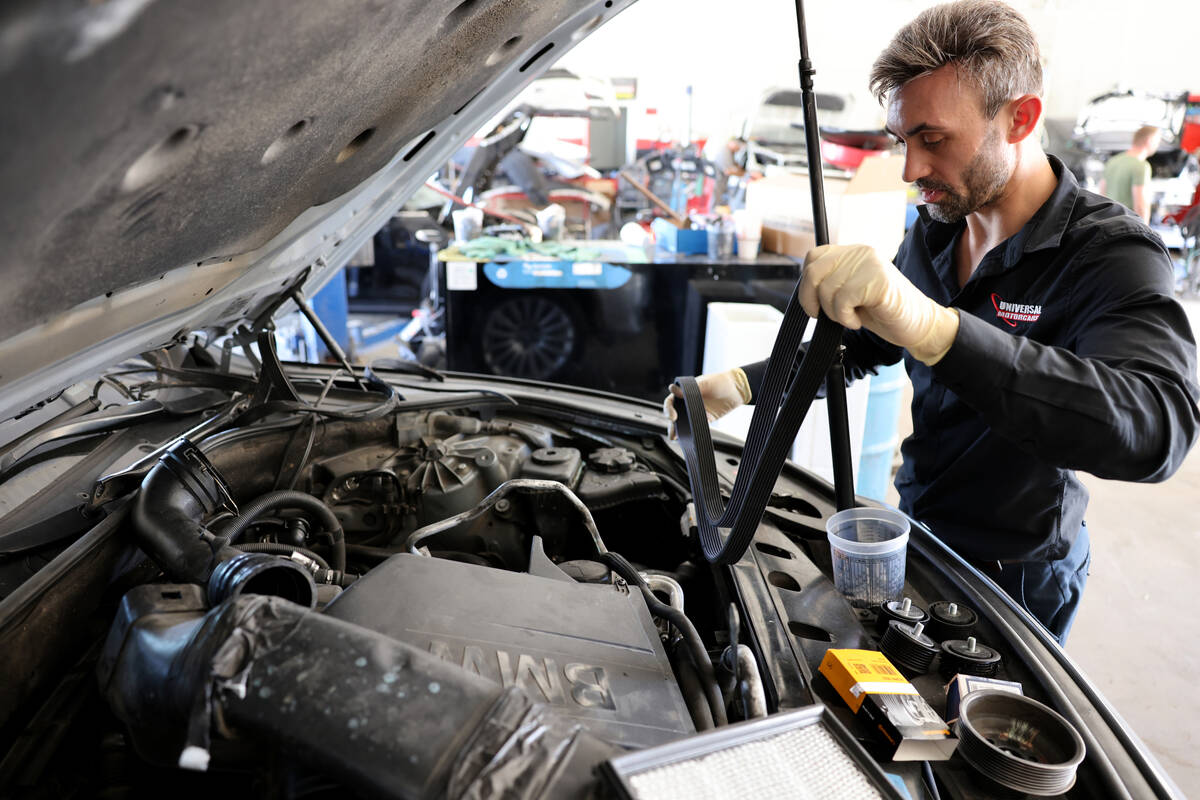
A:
[0,370,1143,799]
[71,404,756,796]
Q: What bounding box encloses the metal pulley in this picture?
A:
[875,596,928,636]
[927,600,978,641]
[880,620,939,676]
[939,636,1002,678]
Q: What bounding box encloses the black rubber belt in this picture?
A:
[674,291,843,565]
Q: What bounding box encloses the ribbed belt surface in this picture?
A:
[674,290,843,565]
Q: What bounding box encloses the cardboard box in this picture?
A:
[819,648,957,761]
[761,223,816,258]
[944,674,1024,725]
[746,153,908,260]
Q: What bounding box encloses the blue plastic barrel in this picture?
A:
[856,362,907,500]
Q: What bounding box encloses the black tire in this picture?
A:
[479,295,578,380]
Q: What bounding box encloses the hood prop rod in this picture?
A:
[795,0,855,511]
[232,266,368,405]
[287,284,368,392]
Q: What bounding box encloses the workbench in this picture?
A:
[439,240,801,401]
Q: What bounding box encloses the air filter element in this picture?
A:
[955,690,1085,796]
[599,705,905,800]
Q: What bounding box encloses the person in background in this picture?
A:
[666,1,1199,646]
[709,136,748,209]
[1099,125,1161,223]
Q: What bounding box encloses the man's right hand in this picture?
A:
[799,244,959,365]
[662,367,753,439]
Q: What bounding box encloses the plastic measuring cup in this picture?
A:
[826,507,910,607]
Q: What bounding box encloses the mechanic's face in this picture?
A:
[886,65,1012,223]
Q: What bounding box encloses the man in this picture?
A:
[1100,125,1161,222]
[668,0,1199,644]
[709,136,749,209]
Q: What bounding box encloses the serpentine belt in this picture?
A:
[673,291,843,566]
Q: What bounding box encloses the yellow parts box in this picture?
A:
[820,648,914,712]
[820,649,958,761]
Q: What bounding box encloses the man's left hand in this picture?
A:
[799,244,960,365]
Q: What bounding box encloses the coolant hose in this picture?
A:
[220,490,345,573]
[721,644,768,720]
[600,552,728,727]
[671,650,716,731]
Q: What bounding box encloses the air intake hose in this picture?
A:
[132,439,315,607]
[100,589,617,797]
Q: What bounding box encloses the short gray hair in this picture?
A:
[869,0,1043,118]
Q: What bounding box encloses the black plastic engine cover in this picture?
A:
[323,554,694,748]
[575,467,665,509]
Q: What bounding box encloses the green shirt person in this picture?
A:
[1100,125,1161,222]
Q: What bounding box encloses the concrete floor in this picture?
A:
[886,297,1200,797]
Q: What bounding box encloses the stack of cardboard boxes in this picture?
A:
[746,153,910,261]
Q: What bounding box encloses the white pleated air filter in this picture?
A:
[599,705,905,800]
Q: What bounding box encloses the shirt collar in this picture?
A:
[916,154,1080,267]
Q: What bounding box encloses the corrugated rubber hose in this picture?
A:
[220,490,346,573]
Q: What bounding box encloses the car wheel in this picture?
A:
[480,295,577,380]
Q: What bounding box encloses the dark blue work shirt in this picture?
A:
[746,156,1199,563]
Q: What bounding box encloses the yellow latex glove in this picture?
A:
[799,244,960,365]
[662,367,753,439]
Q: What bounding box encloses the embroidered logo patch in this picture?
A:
[991,293,1042,327]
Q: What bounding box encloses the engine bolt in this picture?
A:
[496,499,511,513]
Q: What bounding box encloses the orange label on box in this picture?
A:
[819,649,919,713]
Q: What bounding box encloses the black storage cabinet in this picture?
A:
[442,252,801,402]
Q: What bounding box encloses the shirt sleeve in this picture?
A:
[931,232,1200,482]
[740,325,902,403]
[1133,160,1151,187]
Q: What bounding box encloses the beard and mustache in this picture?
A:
[917,128,1011,223]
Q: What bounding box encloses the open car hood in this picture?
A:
[0,0,626,421]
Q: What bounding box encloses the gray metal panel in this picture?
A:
[0,0,635,420]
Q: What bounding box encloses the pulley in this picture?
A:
[880,620,938,676]
[939,636,1001,679]
[875,596,928,636]
[927,600,977,641]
